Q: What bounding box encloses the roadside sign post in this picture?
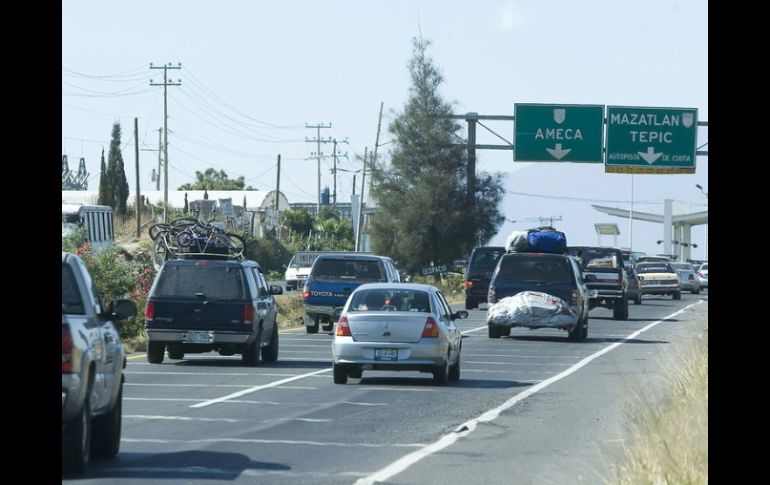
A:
[514,104,604,162]
[605,106,698,174]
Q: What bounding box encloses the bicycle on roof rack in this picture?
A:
[148,217,246,270]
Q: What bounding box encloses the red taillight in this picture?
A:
[464,280,473,289]
[62,325,73,373]
[243,304,254,323]
[145,301,155,321]
[421,317,440,338]
[336,315,351,337]
[570,289,578,306]
[303,283,310,300]
[488,285,496,304]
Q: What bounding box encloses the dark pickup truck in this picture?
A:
[566,246,629,320]
[144,259,283,365]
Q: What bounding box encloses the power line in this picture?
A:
[62,64,148,79]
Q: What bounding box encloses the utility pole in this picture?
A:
[330,138,349,206]
[134,118,141,238]
[370,102,384,197]
[356,147,368,252]
[140,128,163,193]
[305,123,332,215]
[150,62,181,222]
[274,154,281,210]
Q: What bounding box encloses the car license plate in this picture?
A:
[183,331,213,343]
[374,348,398,361]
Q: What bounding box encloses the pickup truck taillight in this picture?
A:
[243,304,254,324]
[464,280,473,289]
[145,301,155,321]
[62,325,73,373]
[421,317,439,338]
[336,315,351,336]
[302,282,310,300]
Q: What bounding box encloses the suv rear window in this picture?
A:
[567,248,621,269]
[468,247,506,274]
[496,256,574,284]
[311,258,384,282]
[154,264,246,300]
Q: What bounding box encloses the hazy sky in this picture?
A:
[62,0,708,259]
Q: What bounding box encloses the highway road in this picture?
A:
[64,291,708,484]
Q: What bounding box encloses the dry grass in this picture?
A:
[613,330,708,484]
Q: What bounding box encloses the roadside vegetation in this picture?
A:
[613,329,708,484]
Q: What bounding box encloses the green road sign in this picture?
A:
[606,106,698,174]
[514,104,604,162]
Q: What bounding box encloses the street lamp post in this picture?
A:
[695,184,708,260]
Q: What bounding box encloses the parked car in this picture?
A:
[464,246,506,309]
[302,253,400,334]
[634,262,681,299]
[697,263,708,288]
[670,262,701,294]
[145,258,283,365]
[487,253,589,341]
[332,283,467,385]
[62,252,137,473]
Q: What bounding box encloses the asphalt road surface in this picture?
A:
[64,290,708,484]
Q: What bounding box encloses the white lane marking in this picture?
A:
[125,371,297,377]
[355,300,703,485]
[261,418,332,423]
[124,415,240,422]
[125,397,387,406]
[125,383,257,388]
[464,361,571,366]
[122,438,425,448]
[277,357,331,361]
[461,325,488,334]
[191,368,331,408]
[354,387,438,392]
[463,354,589,359]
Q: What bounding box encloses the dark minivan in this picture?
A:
[487,252,589,341]
[464,246,506,310]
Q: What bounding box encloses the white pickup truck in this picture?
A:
[62,252,136,473]
[284,251,323,291]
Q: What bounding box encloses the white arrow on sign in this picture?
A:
[638,147,663,164]
[545,143,572,160]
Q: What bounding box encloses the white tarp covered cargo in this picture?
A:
[486,291,578,328]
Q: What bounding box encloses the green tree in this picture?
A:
[105,123,130,215]
[281,208,314,236]
[369,37,505,272]
[178,168,256,190]
[97,147,110,206]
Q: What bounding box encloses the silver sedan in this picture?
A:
[331,283,467,385]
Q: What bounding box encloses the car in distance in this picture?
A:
[464,246,506,310]
[566,246,629,320]
[62,252,137,473]
[487,252,589,341]
[634,262,681,299]
[302,253,400,334]
[332,283,467,385]
[626,267,644,305]
[670,262,701,294]
[697,263,708,289]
